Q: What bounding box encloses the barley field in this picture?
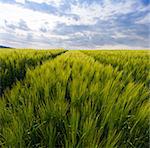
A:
[0,49,149,148]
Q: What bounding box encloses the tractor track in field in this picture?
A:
[82,51,149,88]
[1,50,68,97]
[1,50,147,98]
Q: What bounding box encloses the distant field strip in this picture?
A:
[0,49,66,96]
[82,50,150,87]
[0,51,149,147]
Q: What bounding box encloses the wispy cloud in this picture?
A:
[26,0,61,6]
[0,0,149,49]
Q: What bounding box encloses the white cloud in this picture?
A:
[15,0,25,4]
[0,3,61,31]
[27,0,62,7]
[0,2,85,31]
[135,13,150,24]
[95,44,147,50]
[111,32,128,39]
[0,2,72,48]
[0,2,81,36]
[70,0,137,24]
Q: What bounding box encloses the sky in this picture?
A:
[0,0,149,49]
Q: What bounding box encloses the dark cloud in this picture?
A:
[24,0,58,14]
[40,27,48,33]
[4,19,30,31]
[18,19,30,31]
[53,23,90,35]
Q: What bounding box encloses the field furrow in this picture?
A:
[0,49,66,96]
[82,50,150,87]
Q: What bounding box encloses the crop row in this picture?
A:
[82,50,150,87]
[0,49,65,96]
[0,51,149,147]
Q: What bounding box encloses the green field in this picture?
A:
[0,49,149,148]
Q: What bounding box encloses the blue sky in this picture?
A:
[0,0,149,49]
